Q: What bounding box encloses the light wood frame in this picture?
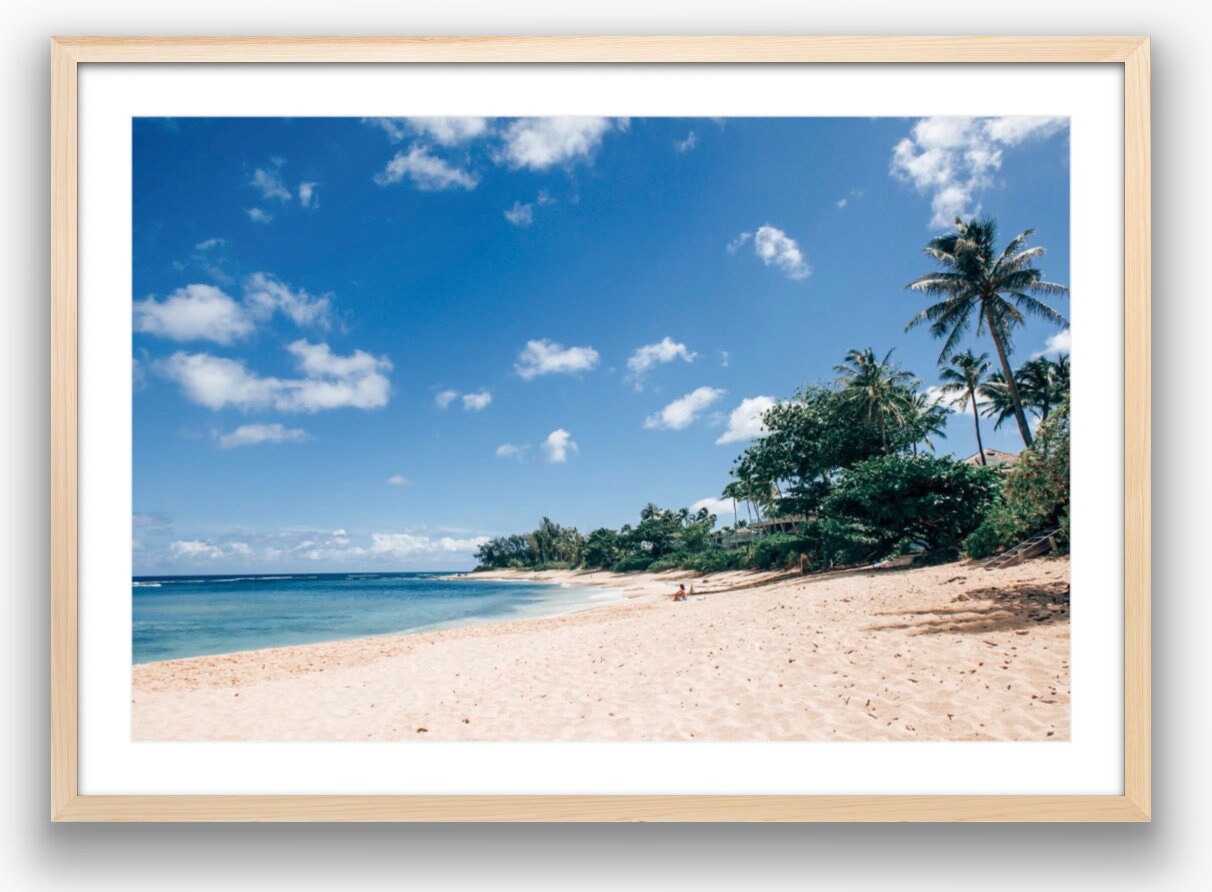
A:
[50,36,1150,822]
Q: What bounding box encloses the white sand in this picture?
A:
[133,557,1070,741]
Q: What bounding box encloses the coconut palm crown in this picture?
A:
[981,353,1070,432]
[834,347,916,453]
[938,349,992,465]
[905,216,1069,446]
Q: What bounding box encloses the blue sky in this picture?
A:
[132,116,1070,573]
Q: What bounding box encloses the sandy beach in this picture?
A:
[132,557,1069,741]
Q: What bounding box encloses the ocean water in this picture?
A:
[132,572,618,664]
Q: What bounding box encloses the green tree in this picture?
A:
[980,354,1070,432]
[964,395,1070,558]
[719,482,743,527]
[583,527,621,569]
[906,385,949,455]
[821,454,1001,562]
[834,347,916,453]
[906,217,1069,447]
[729,384,886,521]
[938,349,992,465]
[1016,354,1070,421]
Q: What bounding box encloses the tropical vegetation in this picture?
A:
[475,216,1071,575]
[905,217,1069,446]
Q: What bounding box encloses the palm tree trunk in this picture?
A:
[969,386,987,465]
[986,305,1034,446]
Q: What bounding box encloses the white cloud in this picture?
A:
[645,387,726,431]
[194,237,224,251]
[498,117,616,170]
[387,474,410,486]
[135,275,332,344]
[218,423,310,449]
[496,443,528,459]
[836,198,848,209]
[368,532,490,558]
[374,145,479,191]
[691,496,740,525]
[298,182,318,208]
[674,131,698,153]
[515,339,601,379]
[726,232,752,254]
[983,115,1069,146]
[728,227,811,280]
[250,164,292,202]
[434,389,459,409]
[626,337,698,387]
[542,429,577,463]
[170,539,222,560]
[1035,328,1072,358]
[891,116,1068,228]
[160,352,279,410]
[246,207,273,224]
[368,117,490,146]
[133,284,254,344]
[636,340,694,370]
[243,272,332,328]
[504,201,534,227]
[924,384,985,417]
[132,357,147,391]
[462,390,492,411]
[285,339,388,381]
[159,340,392,413]
[752,225,812,280]
[157,527,490,568]
[716,395,776,444]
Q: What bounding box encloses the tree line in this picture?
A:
[475,216,1071,574]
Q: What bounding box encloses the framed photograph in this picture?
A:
[51,36,1150,822]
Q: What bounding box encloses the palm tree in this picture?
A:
[1016,354,1070,421]
[978,371,1018,431]
[834,347,916,453]
[938,349,992,465]
[720,482,742,528]
[980,354,1070,433]
[907,387,949,454]
[905,217,1069,446]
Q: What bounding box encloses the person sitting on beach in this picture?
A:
[672,584,687,602]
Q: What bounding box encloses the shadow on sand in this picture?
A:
[865,580,1070,637]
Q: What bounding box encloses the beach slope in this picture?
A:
[133,557,1069,741]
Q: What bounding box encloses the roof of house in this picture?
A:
[962,448,1020,467]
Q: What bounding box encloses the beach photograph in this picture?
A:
[131,115,1071,742]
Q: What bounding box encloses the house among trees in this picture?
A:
[710,516,807,550]
[962,448,1019,470]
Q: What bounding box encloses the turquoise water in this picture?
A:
[132,572,616,664]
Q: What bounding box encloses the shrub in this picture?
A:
[800,516,881,570]
[646,553,689,573]
[962,397,1070,558]
[823,454,1001,562]
[751,532,805,571]
[680,549,749,574]
[611,553,655,573]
